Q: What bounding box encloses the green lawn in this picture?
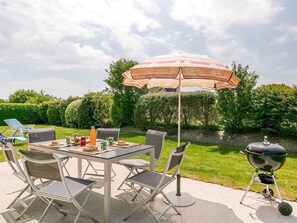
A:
[1,125,297,201]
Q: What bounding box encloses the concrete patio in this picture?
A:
[0,158,296,223]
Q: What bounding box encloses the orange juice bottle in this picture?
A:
[90,126,97,145]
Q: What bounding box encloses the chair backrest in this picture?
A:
[4,118,24,129]
[0,141,26,181]
[28,128,56,143]
[19,150,62,182]
[97,128,120,141]
[145,130,166,160]
[164,142,190,177]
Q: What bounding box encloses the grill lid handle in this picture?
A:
[263,136,270,146]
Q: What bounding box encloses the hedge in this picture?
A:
[47,101,67,126]
[134,91,218,131]
[0,103,40,125]
[252,84,297,136]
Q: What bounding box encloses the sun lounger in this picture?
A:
[4,118,35,137]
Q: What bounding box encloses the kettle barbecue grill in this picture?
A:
[240,136,293,216]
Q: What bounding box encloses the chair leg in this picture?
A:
[161,191,180,215]
[82,161,98,178]
[83,161,116,179]
[7,184,30,209]
[117,167,135,190]
[11,129,18,137]
[124,184,157,221]
[111,166,117,178]
[62,159,71,176]
[72,188,99,223]
[39,199,54,222]
[16,196,38,220]
[131,186,143,202]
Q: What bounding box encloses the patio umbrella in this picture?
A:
[122,52,240,206]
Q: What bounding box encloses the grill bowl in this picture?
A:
[244,142,287,172]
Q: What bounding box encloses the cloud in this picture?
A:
[271,24,297,45]
[0,0,163,71]
[170,0,283,36]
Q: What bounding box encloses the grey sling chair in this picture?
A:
[18,149,99,223]
[123,142,190,223]
[1,141,63,220]
[28,128,71,176]
[118,129,167,191]
[82,128,120,179]
[0,141,34,210]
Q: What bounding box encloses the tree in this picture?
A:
[104,59,148,126]
[8,89,55,104]
[217,62,258,132]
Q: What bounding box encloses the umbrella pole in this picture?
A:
[163,71,195,207]
[178,72,181,147]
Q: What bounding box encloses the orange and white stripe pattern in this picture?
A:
[122,53,240,90]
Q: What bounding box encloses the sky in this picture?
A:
[0,0,296,99]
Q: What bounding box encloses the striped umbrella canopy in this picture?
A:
[123,53,240,90]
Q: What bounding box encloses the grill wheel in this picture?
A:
[262,188,274,198]
[278,202,293,216]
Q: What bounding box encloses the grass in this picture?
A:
[1,125,297,201]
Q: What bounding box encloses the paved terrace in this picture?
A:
[0,159,296,223]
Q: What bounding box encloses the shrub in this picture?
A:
[65,99,82,128]
[0,103,40,125]
[77,92,113,128]
[91,93,113,127]
[47,100,67,126]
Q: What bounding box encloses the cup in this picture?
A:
[80,136,86,146]
[66,136,71,145]
[72,133,79,142]
[101,141,107,150]
[107,137,114,145]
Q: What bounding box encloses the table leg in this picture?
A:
[77,158,82,178]
[104,161,112,223]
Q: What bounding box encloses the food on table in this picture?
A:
[117,140,127,145]
[83,145,98,152]
[50,141,59,146]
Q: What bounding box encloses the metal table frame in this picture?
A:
[29,141,155,223]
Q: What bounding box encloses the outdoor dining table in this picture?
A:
[28,140,155,223]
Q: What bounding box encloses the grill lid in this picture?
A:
[246,141,287,156]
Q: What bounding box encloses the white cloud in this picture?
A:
[170,0,283,36]
[0,0,163,70]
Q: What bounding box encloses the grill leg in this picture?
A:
[272,175,283,203]
[240,171,258,204]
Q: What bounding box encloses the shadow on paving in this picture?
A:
[0,189,244,223]
[116,191,243,223]
[256,206,297,223]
